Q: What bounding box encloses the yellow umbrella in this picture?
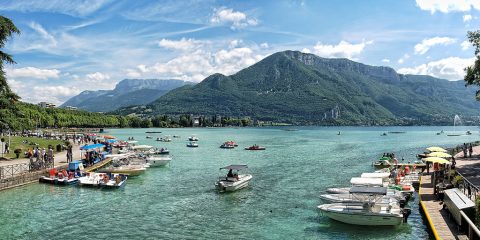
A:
[423,157,451,164]
[426,147,447,153]
[427,152,452,158]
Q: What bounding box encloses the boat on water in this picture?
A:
[388,131,406,134]
[145,131,162,133]
[466,131,472,135]
[188,135,199,141]
[145,156,171,167]
[150,148,169,155]
[99,165,147,177]
[220,141,236,149]
[244,145,266,150]
[381,132,387,136]
[187,142,199,147]
[39,169,79,185]
[318,187,411,226]
[173,135,181,138]
[436,130,444,135]
[146,136,153,139]
[156,136,172,142]
[78,172,127,188]
[215,165,252,192]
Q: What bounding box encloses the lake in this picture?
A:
[0,126,476,239]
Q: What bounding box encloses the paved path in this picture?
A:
[419,175,468,240]
[454,146,480,188]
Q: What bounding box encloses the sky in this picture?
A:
[0,0,479,105]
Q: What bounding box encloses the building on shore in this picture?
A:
[38,102,56,108]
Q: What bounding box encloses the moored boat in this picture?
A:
[145,156,171,167]
[187,142,199,147]
[188,135,199,141]
[318,187,411,226]
[39,169,79,185]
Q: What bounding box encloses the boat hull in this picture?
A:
[215,175,252,192]
[146,158,171,167]
[319,207,403,226]
[39,176,79,185]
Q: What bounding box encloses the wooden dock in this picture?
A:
[419,175,468,240]
[84,158,112,172]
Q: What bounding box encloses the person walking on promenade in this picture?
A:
[463,144,468,158]
[4,142,9,154]
[469,144,473,158]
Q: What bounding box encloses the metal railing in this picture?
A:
[460,210,480,240]
[456,171,480,202]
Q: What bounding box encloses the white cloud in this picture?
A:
[134,46,264,81]
[158,38,205,51]
[229,39,243,48]
[416,0,480,13]
[260,42,269,49]
[461,40,471,50]
[311,40,373,59]
[381,59,390,63]
[397,57,474,80]
[301,48,311,54]
[414,37,456,55]
[28,22,57,47]
[398,54,410,64]
[7,78,81,104]
[6,67,60,79]
[86,72,110,81]
[210,7,258,29]
[464,14,473,22]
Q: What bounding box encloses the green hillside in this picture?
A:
[117,51,480,125]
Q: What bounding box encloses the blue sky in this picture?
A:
[1,0,479,104]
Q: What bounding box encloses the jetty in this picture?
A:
[419,175,468,240]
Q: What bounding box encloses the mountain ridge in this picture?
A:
[117,51,480,125]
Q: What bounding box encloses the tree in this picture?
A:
[0,16,20,105]
[465,30,480,99]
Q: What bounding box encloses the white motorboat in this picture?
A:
[320,189,406,207]
[187,142,198,147]
[78,172,127,188]
[146,156,171,167]
[318,187,411,226]
[131,145,153,151]
[188,135,199,141]
[215,165,252,192]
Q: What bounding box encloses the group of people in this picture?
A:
[27,146,54,170]
[462,143,475,158]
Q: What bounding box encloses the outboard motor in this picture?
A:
[402,208,412,223]
[399,199,406,208]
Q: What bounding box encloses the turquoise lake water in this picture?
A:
[0,126,478,239]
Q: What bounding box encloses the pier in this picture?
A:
[419,175,468,240]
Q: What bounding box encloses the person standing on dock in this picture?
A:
[463,143,468,158]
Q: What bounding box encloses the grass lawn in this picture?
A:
[0,136,65,159]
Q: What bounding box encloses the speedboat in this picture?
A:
[78,172,127,188]
[187,142,199,147]
[318,187,411,226]
[215,165,252,192]
[146,156,171,167]
[220,142,235,149]
[152,148,169,155]
[146,136,153,139]
[188,135,199,141]
[99,165,147,177]
[244,145,266,150]
[467,131,472,135]
[320,189,406,207]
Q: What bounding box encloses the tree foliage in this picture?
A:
[465,30,480,100]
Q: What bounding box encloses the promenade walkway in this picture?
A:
[419,175,468,240]
[454,145,480,191]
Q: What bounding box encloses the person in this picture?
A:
[4,142,9,154]
[227,169,234,178]
[451,156,456,169]
[463,145,468,158]
[469,144,473,158]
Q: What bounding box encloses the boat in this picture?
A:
[319,191,406,208]
[145,131,162,133]
[78,172,127,188]
[39,169,79,185]
[244,145,266,150]
[220,142,235,149]
[150,148,169,155]
[381,132,387,136]
[99,165,147,177]
[145,156,171,167]
[131,145,153,152]
[146,136,153,139]
[436,130,444,135]
[156,136,172,142]
[215,165,252,192]
[173,135,181,138]
[188,135,199,141]
[373,157,393,169]
[466,131,472,135]
[388,131,406,134]
[187,142,199,147]
[318,187,411,226]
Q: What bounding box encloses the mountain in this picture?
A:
[117,51,480,125]
[61,79,194,112]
